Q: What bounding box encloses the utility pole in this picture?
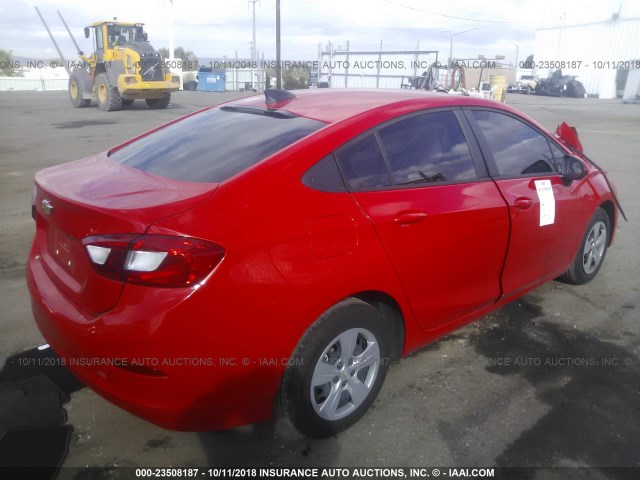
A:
[249,40,254,91]
[249,0,258,89]
[168,0,175,61]
[276,0,281,89]
[441,27,479,66]
[507,39,519,79]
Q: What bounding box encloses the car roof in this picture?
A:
[225,89,514,124]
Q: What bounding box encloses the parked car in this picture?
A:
[27,89,620,438]
[508,75,539,94]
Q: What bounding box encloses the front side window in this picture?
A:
[471,110,557,177]
[378,111,477,185]
[548,140,568,172]
[108,26,137,47]
[110,108,325,183]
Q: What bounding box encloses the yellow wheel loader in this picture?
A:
[37,8,180,111]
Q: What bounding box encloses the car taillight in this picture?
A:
[82,234,225,287]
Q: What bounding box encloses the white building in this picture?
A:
[0,66,68,91]
[534,16,640,99]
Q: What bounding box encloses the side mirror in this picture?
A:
[561,155,586,185]
[84,27,90,39]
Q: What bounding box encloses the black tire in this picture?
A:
[121,99,134,106]
[183,80,197,91]
[558,208,610,285]
[277,298,391,438]
[146,95,170,109]
[95,73,122,111]
[535,81,544,95]
[68,73,90,108]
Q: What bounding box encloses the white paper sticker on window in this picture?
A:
[535,179,555,226]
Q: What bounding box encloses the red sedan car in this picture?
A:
[27,89,619,438]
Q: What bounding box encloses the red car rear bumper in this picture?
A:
[26,239,280,431]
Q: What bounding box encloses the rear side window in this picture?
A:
[109,108,325,183]
[336,134,392,190]
[470,110,556,177]
[378,111,476,185]
[302,154,347,192]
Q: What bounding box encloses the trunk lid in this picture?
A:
[34,152,217,314]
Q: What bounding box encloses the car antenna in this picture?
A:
[264,89,296,105]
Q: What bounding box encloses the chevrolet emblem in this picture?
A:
[41,199,54,216]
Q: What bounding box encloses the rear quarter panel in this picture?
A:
[146,124,423,413]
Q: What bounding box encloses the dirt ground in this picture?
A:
[0,90,638,476]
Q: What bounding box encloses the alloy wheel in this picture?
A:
[310,328,380,421]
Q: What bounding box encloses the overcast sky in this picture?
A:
[2,0,638,63]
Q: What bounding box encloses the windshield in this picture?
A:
[107,25,145,47]
[109,107,326,183]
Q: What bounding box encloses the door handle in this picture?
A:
[514,197,534,210]
[393,211,428,225]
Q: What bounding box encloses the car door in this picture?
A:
[335,110,510,331]
[465,109,584,296]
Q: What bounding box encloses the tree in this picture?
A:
[158,47,198,66]
[524,54,534,68]
[0,49,21,77]
[282,66,310,90]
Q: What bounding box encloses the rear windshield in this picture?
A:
[109,107,325,183]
